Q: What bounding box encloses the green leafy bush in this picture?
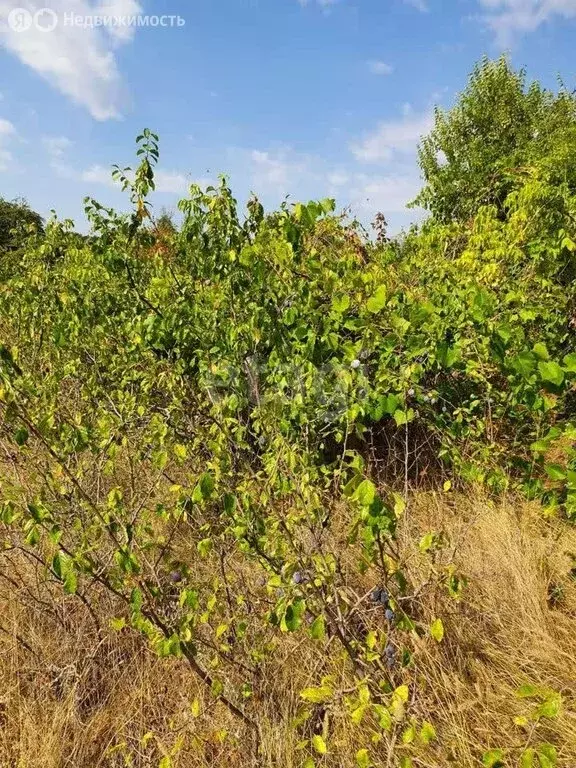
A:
[0,65,575,765]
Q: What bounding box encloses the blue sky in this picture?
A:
[1,0,575,232]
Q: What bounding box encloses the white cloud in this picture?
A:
[42,135,73,158]
[368,60,394,75]
[348,171,422,214]
[0,0,142,120]
[298,0,338,7]
[80,163,116,186]
[326,170,349,188]
[404,0,428,11]
[154,170,189,194]
[250,148,309,191]
[0,117,15,136]
[351,108,434,163]
[0,116,16,169]
[75,163,190,194]
[479,0,576,43]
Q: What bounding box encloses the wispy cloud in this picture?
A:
[0,116,16,170]
[298,0,339,7]
[351,106,434,163]
[348,170,422,215]
[404,0,429,12]
[367,60,394,75]
[53,162,191,195]
[42,135,73,159]
[479,0,576,44]
[249,148,310,192]
[0,0,142,119]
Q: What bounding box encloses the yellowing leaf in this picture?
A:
[420,721,437,744]
[300,685,333,704]
[402,724,416,744]
[311,735,327,755]
[431,618,444,642]
[173,443,187,460]
[366,285,387,313]
[394,685,409,703]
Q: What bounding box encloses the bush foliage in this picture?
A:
[0,58,575,766]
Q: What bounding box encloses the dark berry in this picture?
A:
[385,644,396,657]
[385,608,395,622]
[371,588,382,603]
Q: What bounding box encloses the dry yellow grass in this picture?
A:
[1,491,575,767]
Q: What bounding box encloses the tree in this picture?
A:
[414,57,576,223]
[0,196,43,252]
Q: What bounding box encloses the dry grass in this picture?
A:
[1,491,575,767]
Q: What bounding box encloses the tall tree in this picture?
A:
[414,57,576,223]
[0,197,43,252]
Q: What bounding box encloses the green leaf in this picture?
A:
[372,704,392,731]
[283,598,305,632]
[533,342,550,361]
[193,472,215,502]
[332,294,350,313]
[63,568,77,595]
[520,750,535,768]
[394,408,414,427]
[211,678,224,698]
[174,443,187,460]
[14,427,29,446]
[110,617,126,631]
[197,538,212,557]
[311,735,327,755]
[563,353,576,373]
[516,684,541,699]
[511,351,535,377]
[310,615,325,640]
[351,704,368,725]
[538,361,564,387]
[300,685,333,703]
[376,394,400,417]
[535,693,561,719]
[402,724,416,744]
[420,721,437,745]
[482,749,505,767]
[545,464,566,481]
[394,684,409,703]
[430,618,444,642]
[537,744,557,767]
[356,748,370,768]
[355,479,377,507]
[366,285,387,314]
[130,587,143,612]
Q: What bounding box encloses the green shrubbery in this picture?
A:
[0,58,575,765]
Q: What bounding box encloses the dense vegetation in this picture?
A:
[1,58,575,767]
